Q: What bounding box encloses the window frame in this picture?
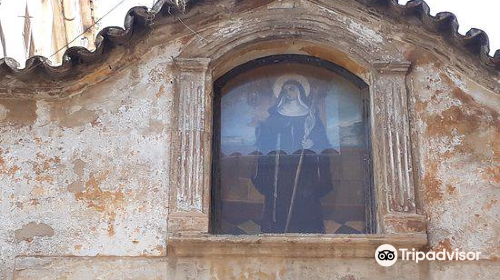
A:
[166,55,427,258]
[165,28,428,256]
[210,54,375,235]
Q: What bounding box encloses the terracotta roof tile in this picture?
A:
[0,0,498,83]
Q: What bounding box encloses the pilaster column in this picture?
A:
[371,61,426,234]
[169,58,212,234]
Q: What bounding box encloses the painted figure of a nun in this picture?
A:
[252,74,333,233]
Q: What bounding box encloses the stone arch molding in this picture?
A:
[167,2,427,253]
[176,5,396,80]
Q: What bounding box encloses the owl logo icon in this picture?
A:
[375,244,398,266]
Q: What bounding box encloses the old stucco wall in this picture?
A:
[0,42,182,279]
[407,50,500,257]
[1,0,499,279]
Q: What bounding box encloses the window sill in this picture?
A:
[167,233,427,258]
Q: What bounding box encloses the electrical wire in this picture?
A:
[3,0,131,86]
[3,0,201,86]
[49,0,126,59]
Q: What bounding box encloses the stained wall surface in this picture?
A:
[0,42,181,279]
[0,0,498,279]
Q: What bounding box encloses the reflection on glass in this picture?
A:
[213,57,371,235]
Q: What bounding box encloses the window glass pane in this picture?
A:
[213,56,371,234]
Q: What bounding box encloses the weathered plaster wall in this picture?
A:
[0,42,182,279]
[13,257,168,280]
[10,256,500,280]
[0,0,499,279]
[406,49,500,258]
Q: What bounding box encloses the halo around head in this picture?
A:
[273,74,310,98]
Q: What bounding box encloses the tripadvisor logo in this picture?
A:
[375,244,481,267]
[375,244,398,266]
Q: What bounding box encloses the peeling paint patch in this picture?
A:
[67,181,85,193]
[0,99,37,125]
[72,159,86,177]
[423,162,443,204]
[0,104,8,121]
[347,20,384,47]
[15,222,54,242]
[74,171,124,213]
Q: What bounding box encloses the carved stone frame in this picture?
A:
[166,57,427,257]
[167,59,427,232]
[166,4,427,257]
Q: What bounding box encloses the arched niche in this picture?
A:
[166,6,426,257]
[211,54,373,235]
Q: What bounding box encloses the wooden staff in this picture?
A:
[272,134,281,223]
[285,109,315,232]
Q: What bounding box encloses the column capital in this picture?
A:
[174,57,211,72]
[372,60,411,73]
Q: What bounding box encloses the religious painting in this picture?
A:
[212,55,372,235]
